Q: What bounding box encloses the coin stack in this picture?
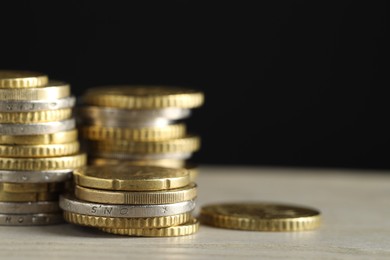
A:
[0,71,86,226]
[79,86,204,181]
[60,164,199,236]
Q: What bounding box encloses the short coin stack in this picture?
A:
[0,71,86,226]
[60,164,199,236]
[78,86,203,181]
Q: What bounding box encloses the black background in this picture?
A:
[0,1,388,169]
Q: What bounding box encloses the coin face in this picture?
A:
[201,203,321,232]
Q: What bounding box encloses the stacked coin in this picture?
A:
[0,71,86,226]
[79,86,204,181]
[60,164,199,236]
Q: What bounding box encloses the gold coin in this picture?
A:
[82,124,186,142]
[0,81,70,100]
[63,211,191,229]
[0,71,48,88]
[83,86,204,109]
[0,191,58,202]
[88,158,186,168]
[0,153,86,171]
[100,218,199,237]
[0,130,78,145]
[0,141,80,158]
[75,183,197,205]
[0,108,72,123]
[0,182,63,193]
[74,164,190,191]
[88,159,198,182]
[89,135,200,154]
[200,203,321,232]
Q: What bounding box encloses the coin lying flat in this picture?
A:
[100,218,199,237]
[74,164,190,191]
[82,86,204,109]
[0,169,72,183]
[89,135,200,154]
[0,118,76,135]
[0,70,48,88]
[200,203,321,232]
[0,96,76,112]
[0,153,86,171]
[92,152,192,161]
[0,201,60,214]
[0,129,78,145]
[75,183,197,205]
[63,211,192,229]
[82,124,186,142]
[0,108,72,123]
[0,182,63,193]
[0,191,58,202]
[0,141,79,158]
[0,212,63,225]
[60,194,196,218]
[0,81,70,100]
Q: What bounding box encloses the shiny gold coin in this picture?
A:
[0,141,79,158]
[89,158,186,168]
[0,182,63,193]
[0,71,48,88]
[0,191,58,202]
[89,135,200,154]
[0,130,78,145]
[200,203,321,232]
[0,108,72,123]
[83,86,204,109]
[74,164,190,191]
[0,81,70,100]
[82,124,186,142]
[63,211,192,229]
[75,183,197,205]
[100,218,199,237]
[0,153,86,171]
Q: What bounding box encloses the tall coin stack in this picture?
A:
[79,86,203,179]
[0,71,86,226]
[61,86,203,236]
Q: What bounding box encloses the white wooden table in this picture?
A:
[1,166,389,259]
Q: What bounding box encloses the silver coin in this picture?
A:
[0,96,76,112]
[91,151,192,160]
[60,194,196,218]
[0,201,60,214]
[0,213,63,226]
[0,169,72,183]
[0,118,75,135]
[79,106,191,121]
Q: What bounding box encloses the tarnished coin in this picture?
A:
[0,201,60,214]
[100,218,199,237]
[74,164,190,191]
[75,183,197,205]
[0,191,58,202]
[0,212,63,226]
[0,70,48,88]
[200,203,321,232]
[82,86,204,109]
